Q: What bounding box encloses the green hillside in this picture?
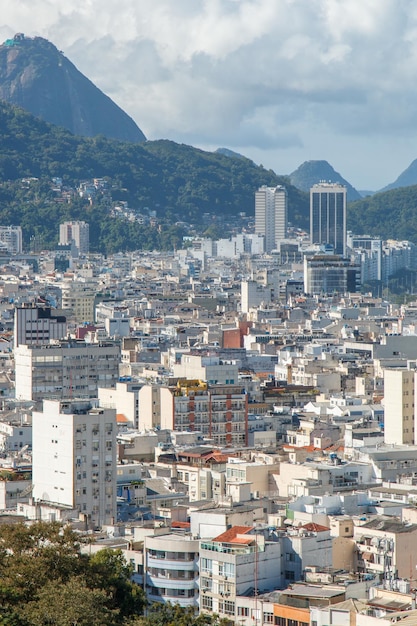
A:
[0,102,309,252]
[348,185,417,243]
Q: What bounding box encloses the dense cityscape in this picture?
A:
[0,178,416,625]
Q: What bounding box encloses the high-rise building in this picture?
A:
[384,368,416,445]
[310,182,347,256]
[32,399,117,527]
[59,221,90,255]
[14,340,120,402]
[14,305,67,349]
[255,185,287,253]
[0,226,22,255]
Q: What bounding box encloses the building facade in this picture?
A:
[199,526,282,621]
[32,399,117,527]
[14,305,67,349]
[255,186,288,253]
[304,255,360,295]
[310,183,347,256]
[144,533,199,608]
[59,221,90,255]
[0,226,22,255]
[152,381,248,446]
[14,340,120,402]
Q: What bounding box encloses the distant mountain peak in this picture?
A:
[0,33,146,143]
[289,159,361,202]
[380,159,417,192]
[215,147,252,161]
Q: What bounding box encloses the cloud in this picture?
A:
[3,0,417,187]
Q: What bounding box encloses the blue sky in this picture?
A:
[3,0,417,190]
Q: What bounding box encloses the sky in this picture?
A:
[2,0,417,190]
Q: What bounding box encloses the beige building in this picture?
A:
[139,381,248,446]
[384,368,416,445]
[61,279,96,323]
[354,517,417,583]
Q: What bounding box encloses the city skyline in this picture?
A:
[2,1,417,190]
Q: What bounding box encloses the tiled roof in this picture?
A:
[212,525,254,543]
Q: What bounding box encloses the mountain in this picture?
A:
[289,160,361,202]
[0,33,146,143]
[0,101,309,252]
[215,148,250,161]
[348,185,417,244]
[379,159,417,192]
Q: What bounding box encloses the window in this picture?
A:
[201,595,212,610]
[238,607,249,617]
[263,613,273,624]
[224,600,235,615]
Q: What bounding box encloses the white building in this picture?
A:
[32,399,117,527]
[172,354,238,384]
[255,185,287,253]
[144,532,199,608]
[199,526,282,620]
[0,226,22,255]
[59,221,89,255]
[14,305,67,349]
[14,340,120,402]
[241,280,272,314]
[98,381,142,429]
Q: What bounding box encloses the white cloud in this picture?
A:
[3,0,417,187]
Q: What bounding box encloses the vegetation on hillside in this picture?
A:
[348,185,417,244]
[0,101,310,254]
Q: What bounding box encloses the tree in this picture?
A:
[19,577,116,626]
[0,521,145,626]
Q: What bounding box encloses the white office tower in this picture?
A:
[59,221,90,255]
[255,185,288,253]
[32,400,117,528]
[0,226,23,255]
[14,305,67,349]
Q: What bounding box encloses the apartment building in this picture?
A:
[14,305,67,349]
[32,399,117,527]
[144,532,199,608]
[139,381,248,446]
[199,526,282,621]
[354,517,417,584]
[14,340,120,402]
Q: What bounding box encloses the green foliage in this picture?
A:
[0,101,310,254]
[131,604,232,626]
[348,185,417,244]
[0,521,145,626]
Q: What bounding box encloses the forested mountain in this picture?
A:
[0,101,309,252]
[348,185,417,243]
[0,34,146,143]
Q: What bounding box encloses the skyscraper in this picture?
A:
[255,185,287,253]
[310,182,347,256]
